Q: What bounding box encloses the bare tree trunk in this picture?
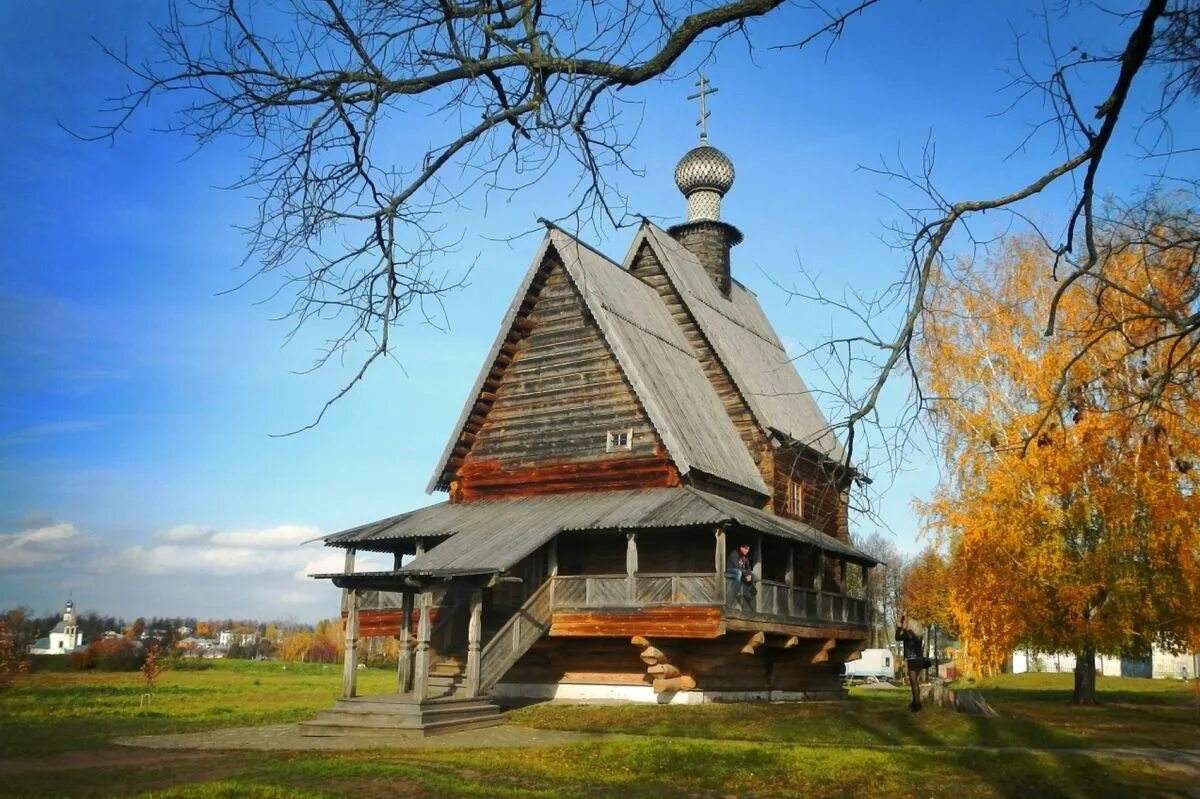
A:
[1071,644,1098,705]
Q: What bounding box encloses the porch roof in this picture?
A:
[315,487,878,580]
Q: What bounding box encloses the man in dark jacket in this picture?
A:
[725,544,755,608]
[896,613,927,711]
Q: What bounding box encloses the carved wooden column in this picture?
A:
[813,548,824,620]
[626,532,638,604]
[714,527,727,605]
[784,544,795,617]
[396,591,414,694]
[342,587,359,699]
[753,534,763,613]
[466,588,483,697]
[340,548,357,699]
[413,590,433,701]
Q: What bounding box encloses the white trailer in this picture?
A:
[843,648,896,681]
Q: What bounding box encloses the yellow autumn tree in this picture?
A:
[919,220,1200,704]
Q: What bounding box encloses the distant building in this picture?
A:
[1012,647,1198,679]
[218,630,258,648]
[28,599,85,655]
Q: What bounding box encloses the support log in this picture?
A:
[810,638,837,664]
[646,663,681,678]
[639,646,666,666]
[630,635,651,648]
[652,675,697,693]
[740,631,766,655]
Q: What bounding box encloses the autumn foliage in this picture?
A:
[919,226,1200,700]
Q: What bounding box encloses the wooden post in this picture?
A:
[547,537,558,606]
[413,590,432,701]
[396,591,414,694]
[839,559,848,595]
[784,544,795,617]
[714,527,727,606]
[753,534,763,613]
[466,588,483,697]
[813,549,824,620]
[342,587,359,699]
[626,532,638,604]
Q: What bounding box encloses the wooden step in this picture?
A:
[300,713,504,738]
[301,694,504,738]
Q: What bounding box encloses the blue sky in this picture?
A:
[2,2,1194,621]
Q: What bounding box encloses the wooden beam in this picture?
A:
[630,635,651,648]
[810,638,837,665]
[740,631,766,655]
[646,663,681,678]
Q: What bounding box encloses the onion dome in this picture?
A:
[674,144,736,197]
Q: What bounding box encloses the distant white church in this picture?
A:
[29,599,85,655]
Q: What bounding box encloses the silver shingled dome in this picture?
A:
[674,144,735,196]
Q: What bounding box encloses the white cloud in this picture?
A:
[296,550,391,582]
[154,524,215,544]
[0,522,102,570]
[1,518,362,620]
[211,525,320,549]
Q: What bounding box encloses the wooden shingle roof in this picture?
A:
[626,223,848,464]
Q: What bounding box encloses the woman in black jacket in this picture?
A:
[896,614,927,711]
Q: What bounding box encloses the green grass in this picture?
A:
[2,666,1197,797]
[0,660,396,757]
[508,673,1199,750]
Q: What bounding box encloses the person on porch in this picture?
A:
[725,543,756,609]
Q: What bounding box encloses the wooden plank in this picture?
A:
[723,616,867,640]
[550,608,723,639]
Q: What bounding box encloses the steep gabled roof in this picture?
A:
[428,228,768,497]
[625,223,847,464]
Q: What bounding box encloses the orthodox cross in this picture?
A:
[688,74,719,144]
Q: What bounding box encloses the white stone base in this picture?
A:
[491,682,845,705]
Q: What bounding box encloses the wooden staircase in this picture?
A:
[304,580,555,738]
[425,655,470,699]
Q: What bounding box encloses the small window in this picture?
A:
[787,479,805,518]
[606,429,633,452]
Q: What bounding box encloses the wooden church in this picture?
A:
[306,98,877,737]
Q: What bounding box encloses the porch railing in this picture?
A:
[551,573,866,627]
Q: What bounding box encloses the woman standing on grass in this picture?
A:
[896,614,927,712]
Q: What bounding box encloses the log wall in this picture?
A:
[455,256,679,500]
[772,448,849,541]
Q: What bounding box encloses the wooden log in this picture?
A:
[646,663,681,678]
[740,632,766,655]
[652,675,697,693]
[630,636,651,648]
[810,639,837,664]
[639,646,666,666]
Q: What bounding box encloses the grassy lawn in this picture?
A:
[1,663,1197,798]
[510,672,1200,750]
[0,660,395,757]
